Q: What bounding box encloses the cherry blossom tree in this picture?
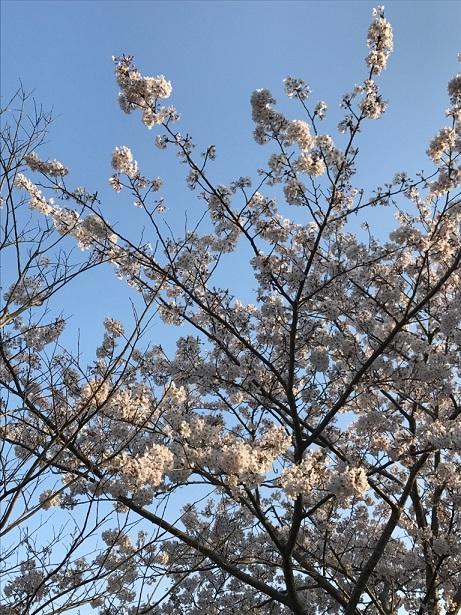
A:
[1,7,461,614]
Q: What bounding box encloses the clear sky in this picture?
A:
[1,0,460,351]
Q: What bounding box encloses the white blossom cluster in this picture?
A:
[3,560,46,602]
[283,119,314,151]
[358,79,387,119]
[215,426,291,487]
[423,70,461,195]
[427,127,456,162]
[111,145,138,177]
[448,71,461,108]
[104,317,124,338]
[114,54,176,128]
[283,76,311,100]
[14,174,117,250]
[39,489,61,509]
[24,151,69,176]
[296,152,326,176]
[366,6,394,74]
[327,466,369,501]
[251,88,286,144]
[21,319,65,351]
[280,455,369,502]
[4,275,44,308]
[420,418,461,450]
[314,100,328,119]
[309,348,330,372]
[105,444,174,501]
[13,172,53,214]
[280,453,325,499]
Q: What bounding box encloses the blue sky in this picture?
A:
[1,0,460,351]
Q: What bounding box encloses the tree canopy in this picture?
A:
[1,6,461,614]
